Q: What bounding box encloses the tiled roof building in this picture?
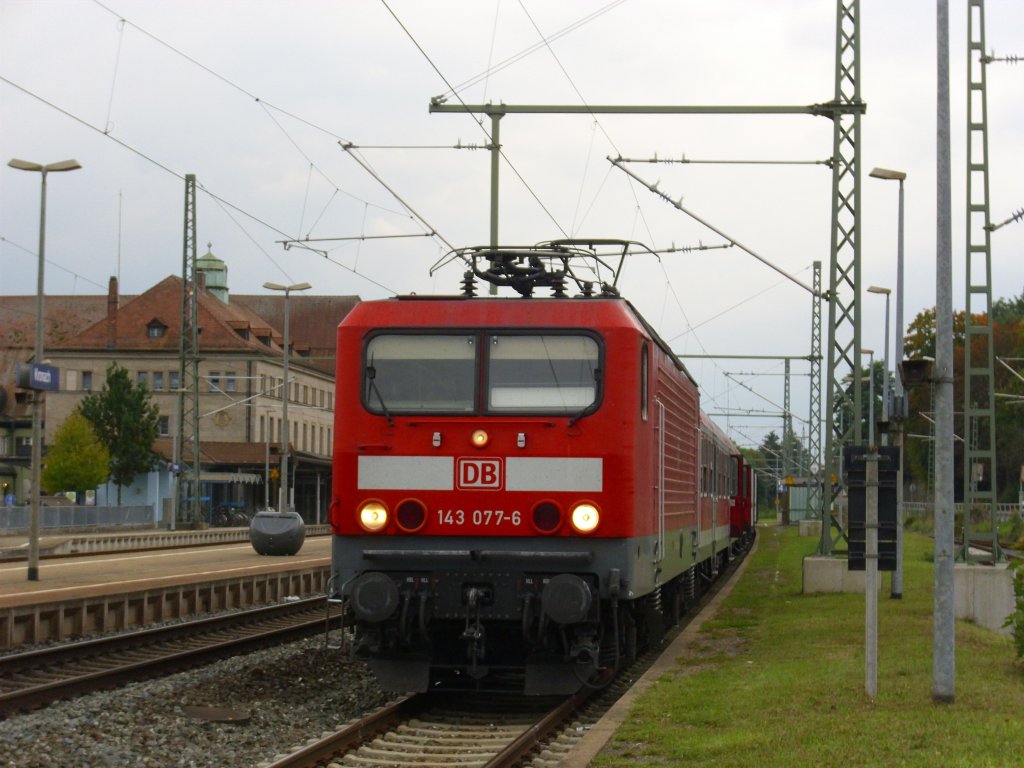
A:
[0,255,358,525]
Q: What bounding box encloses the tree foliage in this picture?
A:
[901,292,1024,502]
[41,410,110,495]
[80,363,160,503]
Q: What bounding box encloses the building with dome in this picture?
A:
[0,255,359,529]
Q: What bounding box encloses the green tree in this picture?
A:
[900,303,1024,503]
[80,363,160,504]
[41,410,110,498]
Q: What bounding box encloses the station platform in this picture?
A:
[0,527,334,651]
[0,524,331,559]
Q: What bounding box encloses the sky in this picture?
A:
[2,0,1023,456]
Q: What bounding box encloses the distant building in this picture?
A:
[0,249,358,525]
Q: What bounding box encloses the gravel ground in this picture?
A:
[0,636,390,767]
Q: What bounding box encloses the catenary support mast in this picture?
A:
[962,0,1002,561]
[819,0,863,556]
[175,174,201,529]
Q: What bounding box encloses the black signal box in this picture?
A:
[843,446,900,572]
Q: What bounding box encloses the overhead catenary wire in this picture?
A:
[609,156,821,298]
[0,75,400,296]
[0,236,108,291]
[19,2,800,450]
[380,0,569,240]
[435,0,629,101]
[87,0,434,231]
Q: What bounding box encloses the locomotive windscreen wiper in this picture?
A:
[567,367,600,427]
[366,361,394,426]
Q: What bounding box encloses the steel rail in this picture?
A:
[0,597,335,716]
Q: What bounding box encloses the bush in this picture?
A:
[1007,565,1024,659]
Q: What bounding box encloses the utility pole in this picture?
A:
[175,174,202,529]
[933,0,955,704]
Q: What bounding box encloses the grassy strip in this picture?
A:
[593,526,1023,768]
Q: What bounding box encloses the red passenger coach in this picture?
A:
[329,241,755,694]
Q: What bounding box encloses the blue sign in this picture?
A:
[15,363,60,391]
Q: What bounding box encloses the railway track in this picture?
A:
[0,596,338,717]
[260,688,595,768]
[262,545,754,768]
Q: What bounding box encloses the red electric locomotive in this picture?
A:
[329,241,755,694]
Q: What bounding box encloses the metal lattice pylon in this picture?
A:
[808,261,823,519]
[820,0,864,555]
[783,358,793,480]
[175,174,201,528]
[962,0,1002,561]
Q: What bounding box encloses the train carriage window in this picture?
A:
[364,334,476,414]
[486,334,599,413]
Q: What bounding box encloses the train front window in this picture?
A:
[487,334,600,413]
[364,334,476,413]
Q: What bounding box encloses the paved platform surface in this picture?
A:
[0,535,331,609]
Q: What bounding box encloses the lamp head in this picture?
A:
[7,158,81,173]
[869,167,907,181]
[263,281,312,292]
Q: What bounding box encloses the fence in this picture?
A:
[0,505,157,533]
[903,501,1020,524]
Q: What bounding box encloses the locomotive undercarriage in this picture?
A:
[344,559,720,694]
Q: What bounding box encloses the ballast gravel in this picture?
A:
[0,636,390,767]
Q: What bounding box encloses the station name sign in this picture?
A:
[15,363,60,392]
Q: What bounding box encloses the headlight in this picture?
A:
[570,502,600,533]
[396,499,427,532]
[358,500,389,532]
[531,501,562,533]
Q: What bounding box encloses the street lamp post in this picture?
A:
[867,286,892,446]
[263,281,311,512]
[870,166,907,600]
[863,348,875,446]
[7,158,82,582]
[250,281,310,556]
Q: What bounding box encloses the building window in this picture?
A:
[137,371,148,388]
[259,415,265,443]
[147,321,166,338]
[153,371,164,391]
[81,370,93,391]
[225,373,237,393]
[209,372,220,392]
[158,416,169,436]
[169,371,180,390]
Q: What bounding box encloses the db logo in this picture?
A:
[456,458,503,490]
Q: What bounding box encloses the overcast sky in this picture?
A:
[2,0,1023,452]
